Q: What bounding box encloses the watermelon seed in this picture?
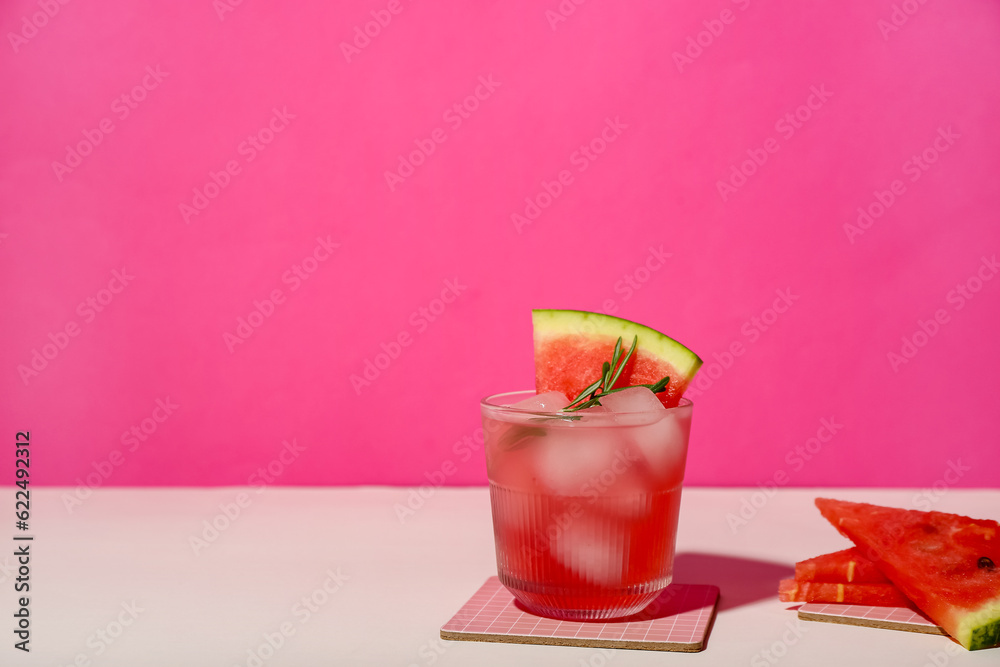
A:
[978,556,995,570]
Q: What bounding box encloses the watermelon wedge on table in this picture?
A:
[532,309,702,407]
[779,579,912,607]
[816,498,1000,651]
[795,547,891,584]
[779,547,908,605]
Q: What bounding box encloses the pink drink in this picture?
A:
[481,390,692,620]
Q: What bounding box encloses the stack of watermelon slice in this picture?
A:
[783,498,1000,651]
[779,547,912,607]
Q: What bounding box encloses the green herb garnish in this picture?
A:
[563,335,670,411]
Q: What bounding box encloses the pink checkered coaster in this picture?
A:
[798,602,946,637]
[441,577,719,652]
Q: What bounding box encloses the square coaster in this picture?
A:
[798,602,946,636]
[441,577,719,652]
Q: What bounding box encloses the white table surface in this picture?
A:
[6,487,999,666]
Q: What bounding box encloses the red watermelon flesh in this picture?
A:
[795,547,892,584]
[816,498,1000,651]
[534,337,690,406]
[779,579,912,607]
[532,310,702,408]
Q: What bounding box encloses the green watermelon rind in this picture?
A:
[531,309,703,381]
[961,605,1000,651]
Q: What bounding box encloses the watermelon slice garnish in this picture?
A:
[815,498,1000,651]
[532,309,702,408]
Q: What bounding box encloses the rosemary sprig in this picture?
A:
[563,335,637,410]
[562,335,670,411]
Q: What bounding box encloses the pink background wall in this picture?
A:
[2,0,999,489]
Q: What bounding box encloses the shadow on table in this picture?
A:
[672,551,793,612]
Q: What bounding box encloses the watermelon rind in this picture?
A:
[960,604,1000,651]
[531,309,702,381]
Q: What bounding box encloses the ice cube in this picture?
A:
[600,386,664,414]
[510,391,570,412]
[534,427,627,497]
[629,412,690,486]
[552,515,626,587]
[600,387,689,484]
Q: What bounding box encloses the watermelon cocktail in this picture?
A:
[481,310,702,620]
[482,390,693,619]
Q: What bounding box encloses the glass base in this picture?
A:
[500,573,670,621]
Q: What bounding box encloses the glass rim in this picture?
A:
[481,389,693,416]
